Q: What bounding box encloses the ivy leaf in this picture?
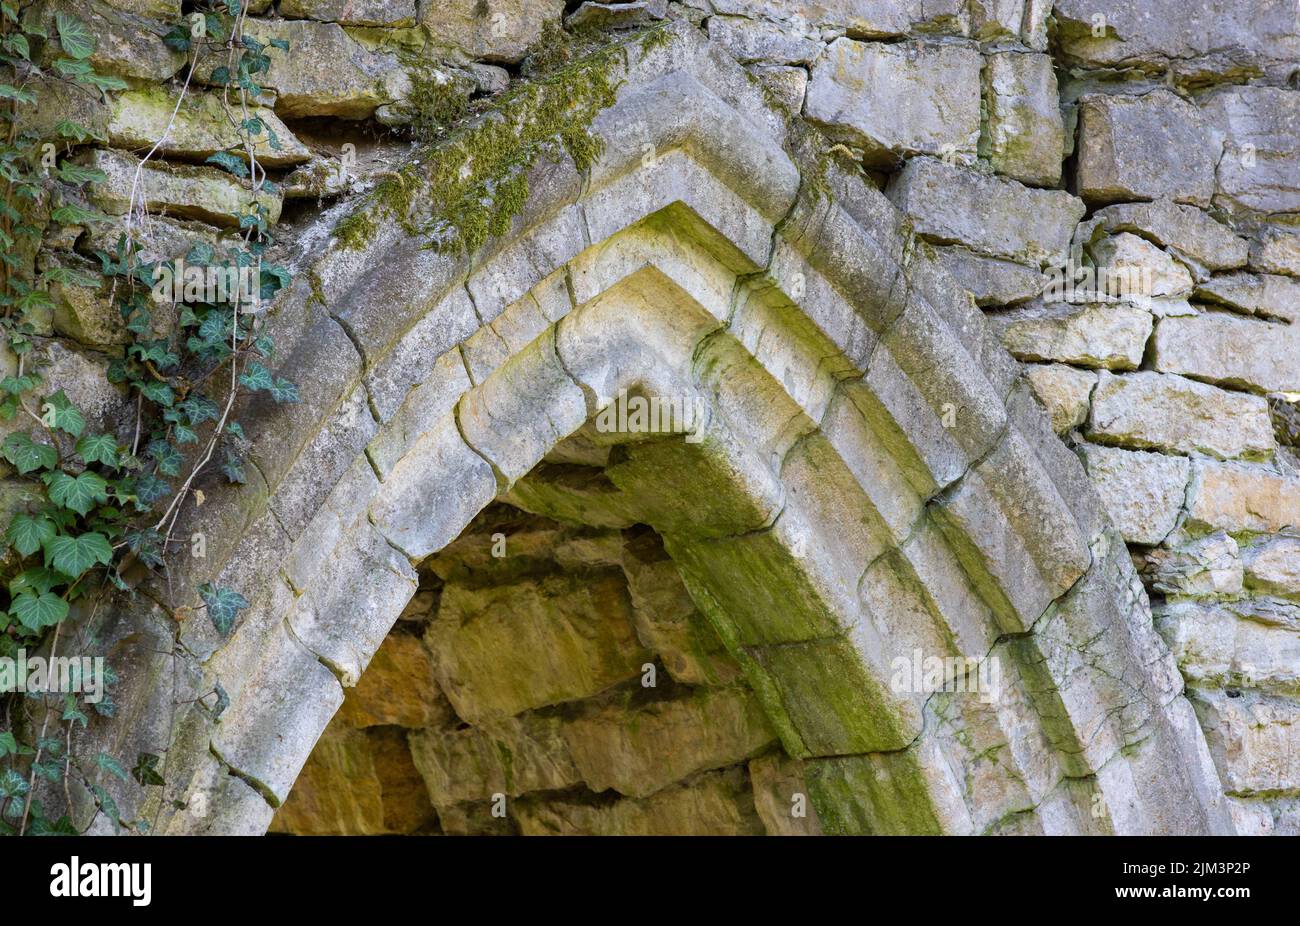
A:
[137,380,174,407]
[46,470,109,515]
[147,438,182,477]
[92,784,121,833]
[205,151,249,178]
[0,731,17,757]
[268,378,299,403]
[0,768,29,798]
[131,752,165,787]
[96,752,129,781]
[44,531,113,576]
[55,12,96,59]
[41,390,85,438]
[12,591,69,631]
[77,72,129,92]
[76,433,118,466]
[6,513,56,556]
[239,362,273,391]
[2,433,57,474]
[56,162,107,185]
[199,583,248,636]
[210,681,230,720]
[220,450,245,484]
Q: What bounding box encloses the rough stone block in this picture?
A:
[992,301,1151,370]
[1078,443,1190,545]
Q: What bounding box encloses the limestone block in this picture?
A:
[280,0,416,25]
[992,301,1152,370]
[1201,86,1300,216]
[108,88,311,168]
[1053,0,1300,75]
[1087,371,1275,461]
[1186,462,1300,535]
[985,51,1064,187]
[805,39,981,167]
[1148,531,1244,596]
[40,0,184,82]
[932,246,1043,307]
[561,686,775,798]
[887,157,1085,266]
[515,767,765,835]
[1249,228,1300,277]
[1154,312,1300,394]
[418,0,565,62]
[271,727,434,834]
[426,571,650,723]
[83,148,283,228]
[1191,689,1300,796]
[408,712,580,805]
[199,20,409,119]
[1156,600,1300,695]
[336,632,455,729]
[1075,91,1215,207]
[567,0,668,30]
[1241,534,1300,599]
[1024,363,1097,434]
[1078,443,1190,546]
[1078,200,1248,277]
[368,412,499,560]
[1194,272,1300,324]
[1089,233,1194,298]
[749,753,821,835]
[707,14,822,64]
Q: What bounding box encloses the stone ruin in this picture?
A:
[6,0,1300,835]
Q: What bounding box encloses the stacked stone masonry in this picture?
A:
[10,0,1298,835]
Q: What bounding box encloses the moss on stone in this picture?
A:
[332,26,638,255]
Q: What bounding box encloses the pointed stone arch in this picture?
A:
[78,22,1232,836]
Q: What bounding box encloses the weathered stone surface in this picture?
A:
[199,20,408,119]
[108,88,311,168]
[408,712,581,805]
[1191,689,1300,796]
[1089,232,1194,298]
[1088,371,1275,461]
[1242,534,1300,599]
[419,0,565,62]
[748,64,809,113]
[1053,0,1300,75]
[1157,600,1300,694]
[1075,91,1215,207]
[42,0,184,82]
[270,727,434,834]
[621,528,740,686]
[515,767,765,835]
[708,14,821,64]
[1186,462,1300,535]
[84,148,283,228]
[887,158,1084,266]
[749,753,821,835]
[1154,312,1300,394]
[1078,200,1249,277]
[985,51,1063,186]
[336,633,455,729]
[805,39,981,167]
[426,571,650,723]
[1025,363,1097,434]
[992,301,1151,370]
[1201,86,1300,216]
[561,686,775,798]
[932,246,1043,307]
[1148,532,1243,596]
[1195,272,1300,325]
[281,0,416,25]
[1249,228,1300,278]
[1078,443,1190,545]
[567,0,668,30]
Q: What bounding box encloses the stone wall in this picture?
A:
[12,0,1298,834]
